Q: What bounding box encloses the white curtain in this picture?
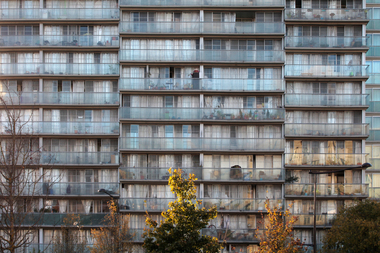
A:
[81,200,93,214]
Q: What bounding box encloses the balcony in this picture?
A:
[119,137,284,151]
[285,36,367,48]
[0,35,119,47]
[0,122,119,135]
[290,214,335,227]
[120,22,284,34]
[10,213,106,226]
[0,92,119,105]
[202,228,258,242]
[366,101,380,112]
[119,78,284,92]
[40,152,119,165]
[119,167,284,182]
[285,183,369,198]
[0,64,119,76]
[119,50,284,63]
[366,74,380,84]
[119,0,285,7]
[285,65,367,78]
[119,108,285,121]
[368,158,380,169]
[0,8,119,20]
[285,153,367,166]
[285,94,368,107]
[46,182,119,196]
[119,198,283,212]
[285,9,367,21]
[285,124,369,137]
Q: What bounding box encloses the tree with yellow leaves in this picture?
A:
[143,168,221,253]
[256,200,305,253]
[90,201,134,253]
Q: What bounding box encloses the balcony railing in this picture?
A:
[119,198,283,212]
[285,183,369,197]
[285,124,369,137]
[285,9,367,21]
[119,50,284,62]
[119,137,284,151]
[366,74,380,84]
[40,152,119,165]
[367,20,380,30]
[367,46,380,57]
[119,167,285,181]
[0,63,119,75]
[9,213,106,226]
[368,130,380,141]
[0,92,119,105]
[0,8,119,20]
[369,187,380,199]
[120,22,284,34]
[285,153,367,166]
[365,101,380,112]
[46,182,119,196]
[285,94,368,107]
[119,0,285,7]
[285,36,367,48]
[290,214,335,226]
[0,35,119,47]
[285,65,367,77]
[0,122,119,135]
[368,158,380,169]
[119,108,285,121]
[119,78,284,92]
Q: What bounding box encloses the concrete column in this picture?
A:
[200,124,204,138]
[199,65,204,78]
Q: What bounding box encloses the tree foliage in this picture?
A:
[322,199,380,253]
[52,214,88,253]
[143,168,221,253]
[90,200,134,253]
[257,200,304,253]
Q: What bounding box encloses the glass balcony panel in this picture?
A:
[119,0,285,7]
[119,167,202,181]
[0,92,119,105]
[369,187,380,198]
[367,20,380,30]
[202,229,258,242]
[0,64,119,75]
[40,152,119,165]
[285,153,366,166]
[119,50,284,62]
[290,214,335,226]
[368,158,380,169]
[285,9,367,21]
[119,137,284,151]
[119,108,285,121]
[44,182,119,196]
[119,198,283,212]
[286,36,367,48]
[367,101,380,112]
[0,122,119,135]
[285,184,368,197]
[285,65,367,77]
[119,78,284,91]
[0,35,119,47]
[0,8,119,20]
[368,130,380,141]
[367,74,380,84]
[285,94,368,106]
[120,22,284,34]
[367,46,380,57]
[19,213,107,226]
[119,167,284,181]
[285,124,369,137]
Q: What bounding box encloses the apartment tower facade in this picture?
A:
[0,0,374,252]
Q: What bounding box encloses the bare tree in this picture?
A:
[0,86,56,253]
[51,214,88,253]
